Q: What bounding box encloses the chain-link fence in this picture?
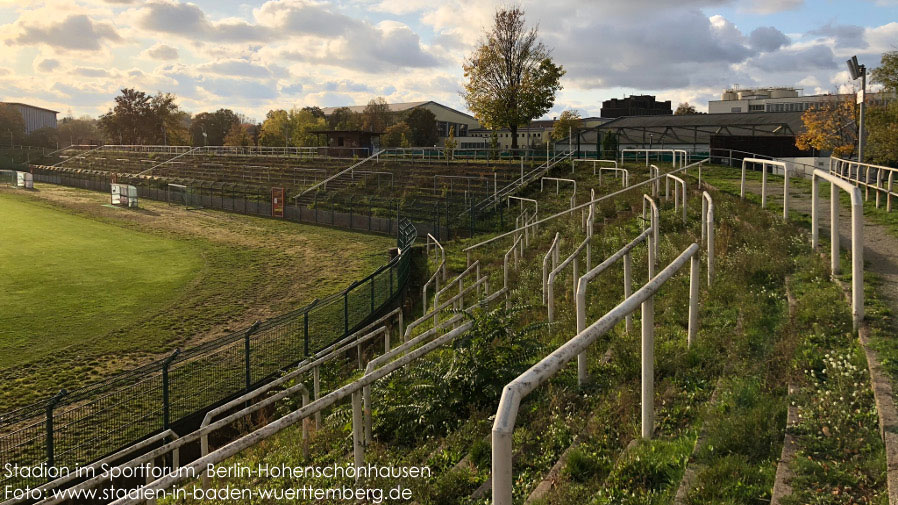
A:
[0,205,415,490]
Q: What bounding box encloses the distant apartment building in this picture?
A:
[0,102,58,134]
[601,95,672,118]
[320,101,480,144]
[708,87,894,114]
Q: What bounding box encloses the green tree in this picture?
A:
[871,51,898,92]
[301,106,325,119]
[405,108,438,146]
[381,122,411,148]
[602,131,618,157]
[259,109,291,146]
[866,51,898,164]
[58,116,102,146]
[361,97,393,132]
[327,107,360,130]
[25,127,58,148]
[462,7,564,149]
[223,123,255,147]
[0,104,26,146]
[189,109,240,146]
[99,89,183,144]
[552,109,581,140]
[675,102,698,115]
[289,109,326,146]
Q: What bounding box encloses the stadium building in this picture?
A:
[0,102,58,134]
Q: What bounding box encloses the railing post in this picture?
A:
[831,181,840,275]
[624,253,633,333]
[352,391,365,471]
[641,296,654,439]
[45,389,68,470]
[688,254,699,347]
[162,348,181,430]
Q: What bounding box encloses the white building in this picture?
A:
[320,100,480,144]
[708,87,892,114]
[1,102,58,133]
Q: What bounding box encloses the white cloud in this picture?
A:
[4,14,122,51]
[143,43,179,60]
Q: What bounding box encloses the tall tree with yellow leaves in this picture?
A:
[795,99,857,158]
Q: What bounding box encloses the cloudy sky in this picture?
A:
[0,0,896,122]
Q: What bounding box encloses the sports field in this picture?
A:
[0,185,393,410]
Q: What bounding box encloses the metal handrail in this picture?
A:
[492,243,701,505]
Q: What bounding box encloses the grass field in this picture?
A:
[0,184,393,411]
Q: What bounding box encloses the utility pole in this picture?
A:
[847,55,867,162]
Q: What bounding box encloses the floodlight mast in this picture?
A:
[847,55,866,162]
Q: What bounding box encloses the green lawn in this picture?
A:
[0,191,203,369]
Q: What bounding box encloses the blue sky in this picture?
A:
[0,0,895,122]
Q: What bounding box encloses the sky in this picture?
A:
[0,0,896,123]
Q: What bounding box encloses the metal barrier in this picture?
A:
[740,157,790,219]
[811,169,864,330]
[621,149,688,168]
[701,192,715,285]
[492,243,701,505]
[541,177,576,208]
[830,157,897,211]
[665,173,688,224]
[572,159,618,174]
[597,167,629,187]
[422,234,447,314]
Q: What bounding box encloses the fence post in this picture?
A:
[45,389,68,469]
[243,322,260,393]
[162,349,181,430]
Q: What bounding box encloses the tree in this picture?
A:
[327,107,360,130]
[871,51,898,92]
[795,99,857,158]
[602,131,618,158]
[381,122,412,148]
[259,109,291,146]
[405,108,438,146]
[866,51,898,165]
[288,108,326,146]
[865,102,898,165]
[444,126,457,158]
[675,102,698,115]
[26,127,58,148]
[361,97,392,132]
[58,116,102,146]
[463,7,564,149]
[301,106,325,119]
[223,123,255,147]
[99,89,184,144]
[551,109,581,141]
[190,109,240,146]
[0,104,26,146]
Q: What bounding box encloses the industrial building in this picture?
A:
[1,102,58,134]
[600,95,672,118]
[320,101,480,144]
[562,111,811,159]
[708,87,893,114]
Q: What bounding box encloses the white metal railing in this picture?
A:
[649,164,661,197]
[830,157,897,211]
[547,218,593,323]
[422,234,447,314]
[542,233,561,304]
[572,159,617,174]
[811,169,864,330]
[741,157,790,219]
[701,192,715,285]
[292,149,384,200]
[597,167,630,187]
[621,148,688,168]
[106,322,476,505]
[136,146,200,176]
[665,173,688,224]
[541,177,576,208]
[492,243,701,505]
[462,159,710,255]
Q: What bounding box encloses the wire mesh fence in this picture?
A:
[0,209,415,491]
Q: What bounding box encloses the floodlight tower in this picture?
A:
[847,55,866,162]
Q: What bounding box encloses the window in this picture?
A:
[749,104,765,111]
[731,107,742,112]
